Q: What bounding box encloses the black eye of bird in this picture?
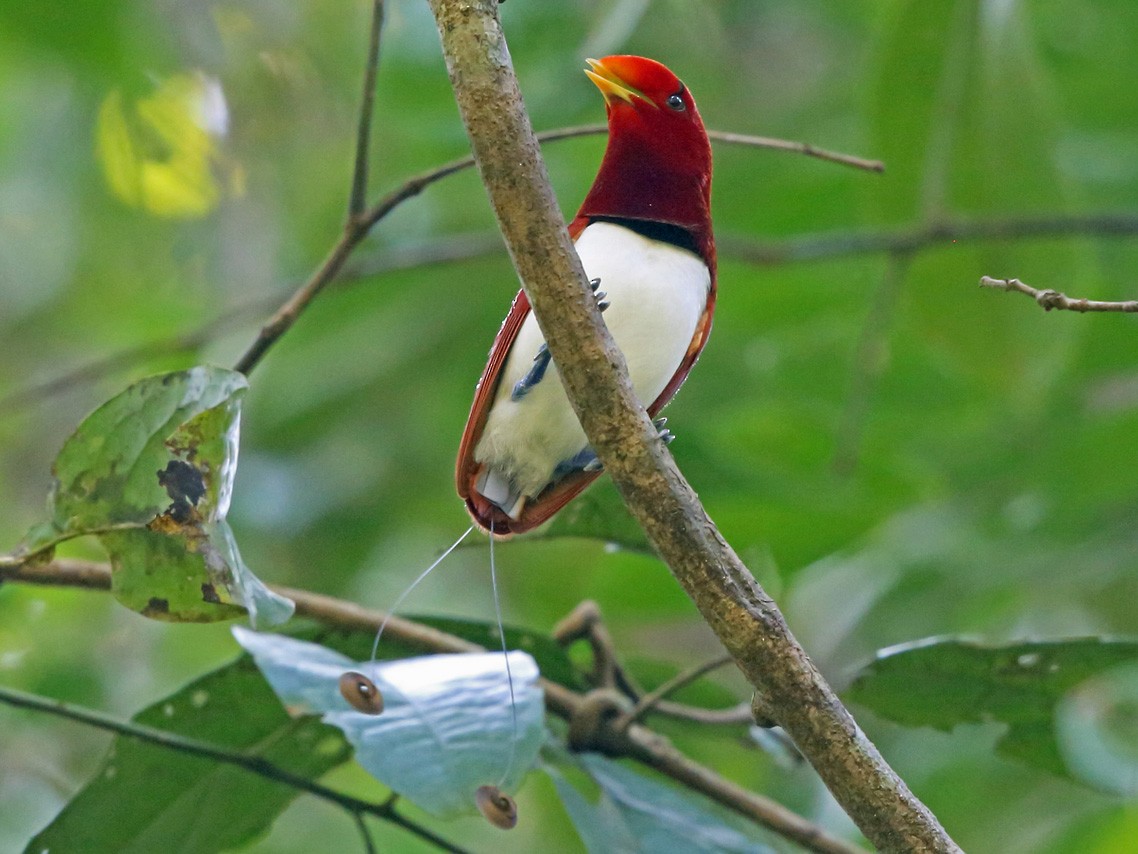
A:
[666,92,685,111]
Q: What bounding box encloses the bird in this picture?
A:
[456,55,716,537]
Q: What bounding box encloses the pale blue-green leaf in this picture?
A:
[550,766,640,853]
[233,628,545,818]
[550,750,775,853]
[211,520,295,628]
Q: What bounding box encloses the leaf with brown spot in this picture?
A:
[10,367,293,625]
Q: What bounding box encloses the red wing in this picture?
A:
[455,287,531,502]
[648,283,716,414]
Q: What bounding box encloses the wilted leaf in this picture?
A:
[234,627,545,818]
[15,366,292,625]
[847,636,1138,785]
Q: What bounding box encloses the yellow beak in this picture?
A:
[584,58,642,107]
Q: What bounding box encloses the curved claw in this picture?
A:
[589,277,610,312]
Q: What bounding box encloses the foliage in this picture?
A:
[233,627,545,818]
[2,0,1138,852]
[848,637,1138,787]
[12,367,292,625]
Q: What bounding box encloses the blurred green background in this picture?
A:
[3,0,1138,851]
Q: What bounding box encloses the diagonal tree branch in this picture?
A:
[424,0,958,850]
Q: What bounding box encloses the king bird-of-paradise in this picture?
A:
[456,55,716,536]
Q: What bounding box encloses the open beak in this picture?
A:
[585,58,649,107]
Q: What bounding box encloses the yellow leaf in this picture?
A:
[95,73,227,219]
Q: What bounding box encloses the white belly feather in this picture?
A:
[473,221,710,502]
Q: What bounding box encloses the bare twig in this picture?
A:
[425,0,957,849]
[349,0,386,220]
[618,653,735,730]
[709,129,883,172]
[353,812,378,854]
[551,599,620,687]
[232,123,884,377]
[979,276,1138,313]
[552,602,754,726]
[3,558,862,854]
[0,684,466,854]
[0,235,505,417]
[430,123,884,172]
[653,699,755,726]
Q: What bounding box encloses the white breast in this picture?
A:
[474,221,710,500]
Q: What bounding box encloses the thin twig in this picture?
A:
[0,684,467,854]
[979,275,1138,313]
[618,653,735,729]
[231,124,883,377]
[0,235,504,417]
[652,699,754,725]
[2,558,862,854]
[531,124,884,172]
[709,129,883,172]
[551,599,619,687]
[353,812,378,854]
[232,226,364,376]
[349,0,386,220]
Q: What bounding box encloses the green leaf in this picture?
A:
[234,627,546,819]
[17,366,292,625]
[25,655,351,854]
[847,636,1138,784]
[540,480,653,554]
[547,750,775,853]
